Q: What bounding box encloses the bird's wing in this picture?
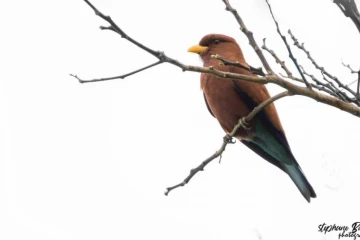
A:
[232,80,292,152]
[240,140,285,172]
[231,80,300,166]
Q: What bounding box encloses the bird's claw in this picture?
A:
[239,118,250,130]
[223,135,236,144]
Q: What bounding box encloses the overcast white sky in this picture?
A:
[1,0,360,239]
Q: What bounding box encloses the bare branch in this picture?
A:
[165,91,292,195]
[211,54,265,76]
[74,0,360,118]
[219,0,360,112]
[221,0,273,74]
[262,38,292,77]
[342,61,360,95]
[342,61,359,74]
[300,66,351,102]
[83,0,161,58]
[288,30,360,101]
[70,61,162,83]
[264,0,312,89]
[334,0,360,34]
[280,73,341,97]
[164,134,237,195]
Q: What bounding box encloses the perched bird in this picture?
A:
[188,34,316,202]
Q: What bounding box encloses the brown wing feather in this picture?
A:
[229,67,286,135]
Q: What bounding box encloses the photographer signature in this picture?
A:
[318,222,360,239]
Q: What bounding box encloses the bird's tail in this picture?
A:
[283,163,316,202]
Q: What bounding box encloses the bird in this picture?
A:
[188,34,316,202]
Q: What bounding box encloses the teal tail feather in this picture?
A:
[282,163,316,202]
[250,118,316,202]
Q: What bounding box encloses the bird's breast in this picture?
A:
[201,74,255,140]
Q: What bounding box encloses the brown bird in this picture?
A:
[188,34,316,202]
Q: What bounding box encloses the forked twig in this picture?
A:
[261,38,292,77]
[289,30,360,103]
[70,61,162,83]
[342,61,360,95]
[165,91,292,195]
[222,0,273,74]
[264,0,312,89]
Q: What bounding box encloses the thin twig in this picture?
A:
[211,54,265,76]
[320,72,357,103]
[221,0,273,74]
[288,30,359,100]
[300,66,350,102]
[261,38,292,77]
[71,0,172,83]
[70,61,162,83]
[264,0,312,89]
[342,61,358,74]
[280,73,340,97]
[342,61,360,95]
[83,0,160,58]
[165,91,292,195]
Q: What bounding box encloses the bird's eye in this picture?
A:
[213,39,220,45]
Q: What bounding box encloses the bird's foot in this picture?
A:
[223,135,236,144]
[239,118,250,130]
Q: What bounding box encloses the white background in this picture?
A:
[1,0,360,239]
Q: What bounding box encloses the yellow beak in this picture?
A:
[188,45,208,54]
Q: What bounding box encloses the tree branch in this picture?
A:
[342,61,360,95]
[288,30,360,102]
[280,73,342,98]
[82,0,161,58]
[221,0,274,74]
[165,91,292,195]
[261,38,292,77]
[264,47,349,101]
[70,61,162,83]
[72,0,360,118]
[264,0,312,89]
[342,61,359,74]
[73,0,360,197]
[300,66,351,102]
[334,0,360,34]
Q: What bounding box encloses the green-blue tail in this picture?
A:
[250,119,316,202]
[282,163,316,202]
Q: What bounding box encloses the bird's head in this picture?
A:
[188,34,244,64]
